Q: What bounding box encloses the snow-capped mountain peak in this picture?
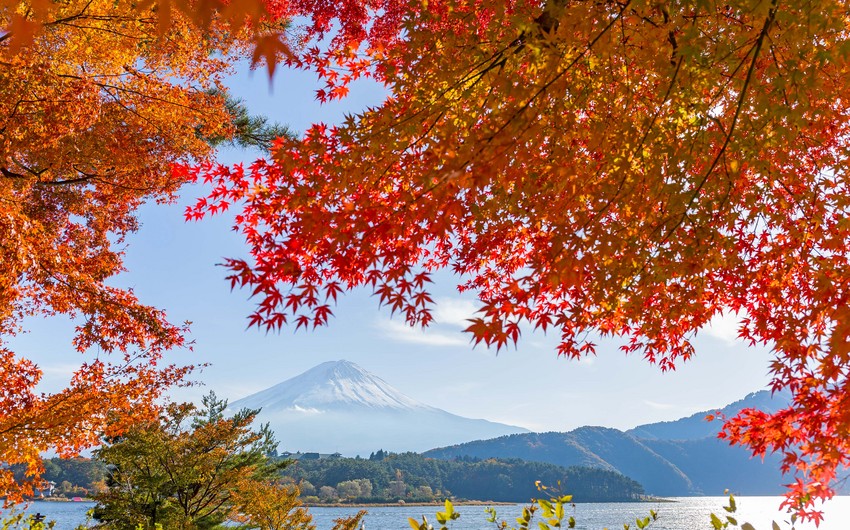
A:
[232,360,434,412]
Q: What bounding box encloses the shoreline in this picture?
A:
[306,501,516,507]
[30,497,668,506]
[32,497,94,503]
[304,498,672,507]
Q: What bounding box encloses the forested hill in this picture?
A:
[279,452,645,503]
[424,427,701,496]
[423,391,794,497]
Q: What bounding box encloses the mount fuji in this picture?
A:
[229,360,529,456]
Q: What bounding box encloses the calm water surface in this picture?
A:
[9,497,850,529]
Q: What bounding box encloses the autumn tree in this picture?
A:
[229,479,315,530]
[0,0,289,500]
[92,392,285,529]
[186,0,850,521]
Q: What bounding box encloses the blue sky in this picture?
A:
[12,62,776,436]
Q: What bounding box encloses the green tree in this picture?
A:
[336,480,362,500]
[92,392,284,529]
[318,485,337,502]
[355,478,373,498]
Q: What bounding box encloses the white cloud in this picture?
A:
[376,318,469,346]
[642,399,677,411]
[433,297,479,328]
[576,356,595,366]
[38,362,80,377]
[287,405,322,414]
[701,310,744,345]
[34,363,80,393]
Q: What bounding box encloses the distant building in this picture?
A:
[35,481,56,497]
[279,451,339,461]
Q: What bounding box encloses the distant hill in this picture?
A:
[230,360,528,456]
[425,390,792,496]
[626,390,792,441]
[424,428,698,496]
[640,437,785,495]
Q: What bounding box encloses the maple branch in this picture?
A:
[357,0,585,144]
[6,158,49,179]
[31,261,175,349]
[413,0,633,212]
[96,82,204,112]
[358,40,517,144]
[0,0,96,44]
[61,21,151,40]
[0,96,25,133]
[38,174,97,186]
[44,0,96,27]
[704,44,758,115]
[664,0,779,242]
[2,159,159,191]
[0,356,157,437]
[0,167,26,180]
[586,6,703,236]
[487,0,633,143]
[603,0,784,350]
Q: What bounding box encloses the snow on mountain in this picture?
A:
[229,360,528,456]
[232,360,434,412]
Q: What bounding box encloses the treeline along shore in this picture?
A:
[26,451,645,505]
[283,451,644,503]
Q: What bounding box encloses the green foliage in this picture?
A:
[4,509,91,530]
[0,512,54,530]
[40,457,108,498]
[482,483,579,529]
[708,494,796,530]
[369,450,388,461]
[436,499,460,527]
[92,392,286,529]
[408,499,460,530]
[202,89,294,153]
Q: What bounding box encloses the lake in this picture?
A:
[7,497,850,529]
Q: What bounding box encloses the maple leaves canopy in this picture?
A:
[0,0,275,498]
[189,0,850,518]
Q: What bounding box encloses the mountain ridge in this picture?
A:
[423,390,790,496]
[626,389,792,441]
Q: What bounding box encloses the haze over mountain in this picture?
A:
[230,360,529,456]
[626,389,792,440]
[424,390,793,497]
